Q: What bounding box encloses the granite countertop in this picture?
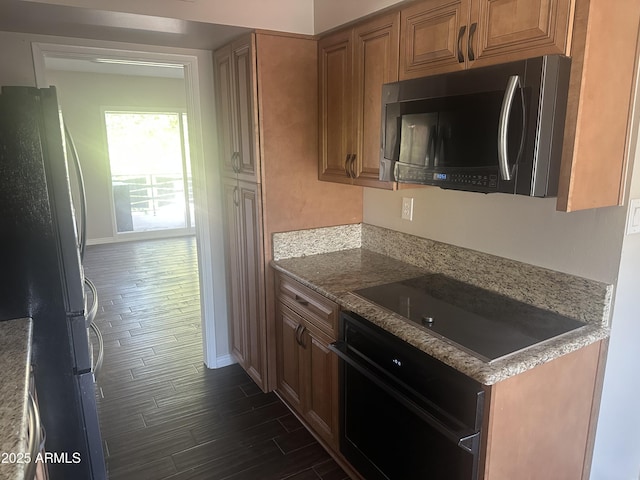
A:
[0,318,33,480]
[272,248,610,385]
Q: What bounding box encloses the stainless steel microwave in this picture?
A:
[379,55,571,196]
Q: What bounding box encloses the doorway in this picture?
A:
[32,42,231,369]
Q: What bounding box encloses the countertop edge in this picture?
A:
[271,262,610,385]
[0,317,32,480]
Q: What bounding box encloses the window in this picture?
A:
[104,111,194,233]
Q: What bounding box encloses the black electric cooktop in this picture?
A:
[352,274,585,363]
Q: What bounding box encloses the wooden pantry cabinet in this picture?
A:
[215,32,362,392]
[318,12,399,189]
[400,0,573,79]
[275,272,340,450]
[221,178,266,385]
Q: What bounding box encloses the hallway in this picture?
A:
[83,237,347,479]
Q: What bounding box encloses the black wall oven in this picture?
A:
[330,312,485,480]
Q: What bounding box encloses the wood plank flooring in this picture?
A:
[83,237,348,480]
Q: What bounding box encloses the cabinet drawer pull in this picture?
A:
[468,23,477,61]
[457,25,467,63]
[294,294,309,306]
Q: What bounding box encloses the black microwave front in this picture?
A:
[379,55,571,197]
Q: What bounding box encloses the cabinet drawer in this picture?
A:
[277,274,339,337]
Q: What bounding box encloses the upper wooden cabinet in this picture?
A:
[214,35,260,183]
[400,0,573,79]
[558,0,640,211]
[319,12,399,189]
[318,0,640,211]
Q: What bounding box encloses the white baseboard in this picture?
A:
[211,354,236,369]
[86,237,116,246]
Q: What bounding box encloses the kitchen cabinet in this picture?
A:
[317,0,640,211]
[400,0,573,79]
[221,177,267,387]
[275,272,340,450]
[318,12,399,189]
[481,339,607,479]
[214,32,362,392]
[557,0,640,211]
[214,35,260,183]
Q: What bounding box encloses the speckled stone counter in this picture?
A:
[271,225,612,385]
[0,318,32,480]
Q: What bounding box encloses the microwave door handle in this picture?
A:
[498,75,522,181]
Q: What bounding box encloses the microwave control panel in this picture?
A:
[394,162,500,192]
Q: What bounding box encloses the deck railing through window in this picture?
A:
[112,173,193,216]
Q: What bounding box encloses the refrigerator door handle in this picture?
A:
[89,322,104,378]
[84,278,99,326]
[64,123,87,261]
[84,277,104,378]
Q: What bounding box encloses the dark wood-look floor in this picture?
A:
[83,236,348,480]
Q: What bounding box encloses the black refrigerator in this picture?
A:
[0,86,107,479]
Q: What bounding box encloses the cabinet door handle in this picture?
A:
[233,186,239,206]
[232,151,241,173]
[468,23,477,61]
[349,154,358,179]
[457,25,467,63]
[297,325,307,348]
[294,323,303,346]
[294,294,309,306]
[344,154,351,177]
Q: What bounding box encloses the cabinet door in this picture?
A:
[221,178,246,368]
[232,35,261,183]
[318,28,354,184]
[352,12,400,189]
[400,0,470,80]
[469,0,572,68]
[237,181,266,389]
[214,46,237,178]
[301,323,339,450]
[275,304,304,411]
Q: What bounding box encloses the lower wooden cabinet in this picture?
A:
[222,177,267,390]
[275,273,340,450]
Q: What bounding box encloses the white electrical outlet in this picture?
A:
[627,198,640,235]
[401,197,413,221]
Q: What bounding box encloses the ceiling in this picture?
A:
[0,0,250,51]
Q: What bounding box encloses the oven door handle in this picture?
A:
[329,341,480,454]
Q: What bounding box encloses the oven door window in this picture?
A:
[342,364,477,480]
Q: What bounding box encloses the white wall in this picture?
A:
[46,69,186,241]
[25,0,315,34]
[313,0,404,33]
[590,87,640,480]
[363,189,626,283]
